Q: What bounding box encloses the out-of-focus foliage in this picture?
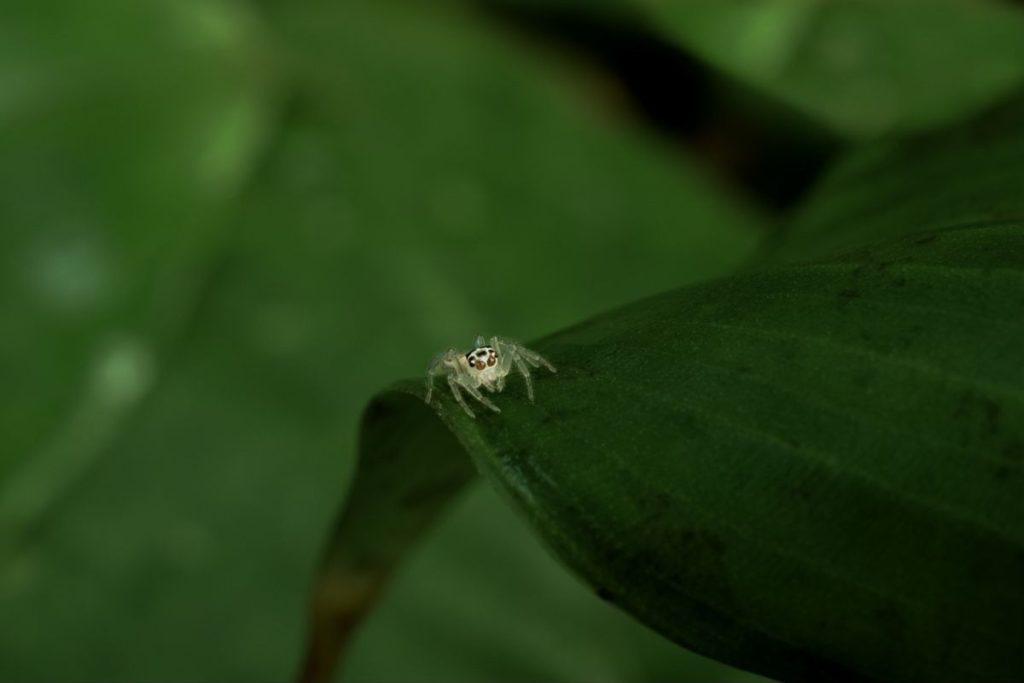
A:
[0,0,272,502]
[0,0,765,680]
[485,0,1024,138]
[648,0,1024,137]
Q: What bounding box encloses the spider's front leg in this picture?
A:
[462,380,501,414]
[424,351,452,405]
[434,357,499,418]
[447,376,475,418]
[425,371,437,405]
[513,353,536,401]
[491,337,556,402]
[425,369,440,405]
[510,340,556,373]
[425,349,463,406]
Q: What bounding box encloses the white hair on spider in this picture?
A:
[424,335,556,418]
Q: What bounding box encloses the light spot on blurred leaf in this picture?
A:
[25,228,111,315]
[91,335,156,409]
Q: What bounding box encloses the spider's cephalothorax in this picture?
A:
[425,336,556,418]
[465,346,498,371]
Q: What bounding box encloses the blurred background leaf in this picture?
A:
[0,0,274,521]
[647,0,1024,138]
[0,0,769,680]
[481,0,1024,138]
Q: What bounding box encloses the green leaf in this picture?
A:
[0,0,273,528]
[780,94,1024,261]
[496,0,1024,138]
[343,485,770,683]
[313,220,1024,682]
[655,0,1024,137]
[306,99,1024,681]
[0,1,762,680]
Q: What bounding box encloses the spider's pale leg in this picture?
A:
[492,336,556,374]
[463,383,501,413]
[425,351,454,405]
[520,348,556,373]
[490,336,510,355]
[511,355,535,402]
[448,377,475,418]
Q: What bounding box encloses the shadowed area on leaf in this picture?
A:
[300,393,477,682]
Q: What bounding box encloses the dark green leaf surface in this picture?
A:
[781,95,1024,261]
[316,220,1024,682]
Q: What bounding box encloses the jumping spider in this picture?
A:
[425,335,556,418]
